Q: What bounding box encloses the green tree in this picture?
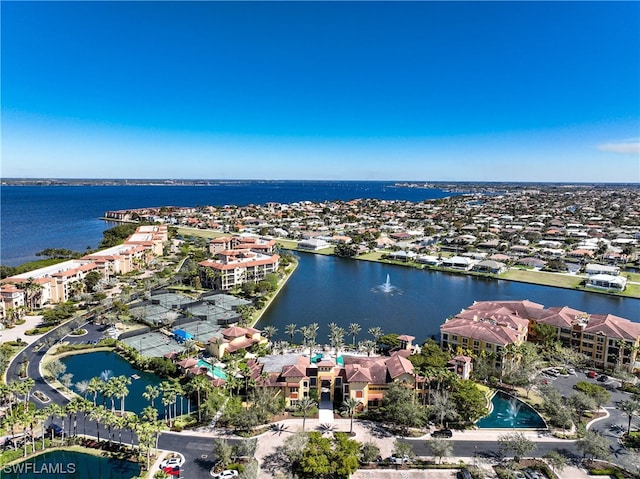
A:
[360,441,380,464]
[298,432,333,479]
[543,450,568,474]
[450,380,488,423]
[617,399,640,435]
[332,432,360,479]
[576,430,611,463]
[430,390,458,427]
[570,391,597,420]
[497,432,537,462]
[348,323,361,346]
[340,397,360,434]
[426,437,453,464]
[381,383,425,432]
[213,438,233,468]
[285,323,297,343]
[296,397,317,432]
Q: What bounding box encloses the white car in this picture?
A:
[210,470,239,479]
[160,457,184,469]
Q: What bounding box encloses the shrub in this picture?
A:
[25,326,55,335]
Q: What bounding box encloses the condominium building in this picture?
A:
[440,300,536,369]
[247,349,419,410]
[532,306,640,371]
[0,225,168,312]
[198,248,279,291]
[440,300,640,372]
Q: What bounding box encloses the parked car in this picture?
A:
[587,370,597,378]
[514,471,527,479]
[458,470,473,479]
[163,465,180,477]
[523,468,541,479]
[389,454,411,464]
[431,429,453,438]
[160,457,184,469]
[210,470,239,479]
[597,374,608,382]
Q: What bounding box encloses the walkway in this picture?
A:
[0,314,46,345]
[318,399,334,424]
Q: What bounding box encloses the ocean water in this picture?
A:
[0,181,453,266]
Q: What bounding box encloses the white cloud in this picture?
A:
[597,140,640,154]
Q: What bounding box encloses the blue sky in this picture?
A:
[2,1,639,182]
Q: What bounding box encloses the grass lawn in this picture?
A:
[176,227,228,239]
[276,239,299,249]
[500,269,582,288]
[623,271,640,282]
[356,251,385,261]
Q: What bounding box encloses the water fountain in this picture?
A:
[476,391,546,429]
[502,396,523,427]
[381,274,393,293]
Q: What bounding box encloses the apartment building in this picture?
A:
[198,242,280,291]
[533,306,640,371]
[440,300,534,370]
[0,225,168,311]
[246,349,419,410]
[441,300,640,372]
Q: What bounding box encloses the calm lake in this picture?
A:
[257,252,640,344]
[1,450,140,479]
[60,351,190,419]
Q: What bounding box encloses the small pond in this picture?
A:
[60,351,190,418]
[476,390,546,429]
[1,449,141,478]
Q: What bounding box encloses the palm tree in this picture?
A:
[330,327,346,353]
[285,323,297,343]
[143,385,160,409]
[187,375,210,423]
[618,399,640,435]
[368,327,383,352]
[63,400,75,440]
[89,405,107,444]
[348,323,361,346]
[87,377,102,406]
[114,375,132,415]
[104,377,118,413]
[340,397,360,434]
[308,322,319,352]
[262,326,278,343]
[75,380,90,400]
[296,397,316,432]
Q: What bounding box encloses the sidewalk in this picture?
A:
[1,315,45,345]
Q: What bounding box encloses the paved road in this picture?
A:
[7,318,640,478]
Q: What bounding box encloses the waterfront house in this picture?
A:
[585,263,620,276]
[298,238,331,250]
[586,274,627,291]
[441,256,474,270]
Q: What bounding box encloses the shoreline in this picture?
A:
[173,226,639,300]
[251,258,299,329]
[287,247,640,300]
